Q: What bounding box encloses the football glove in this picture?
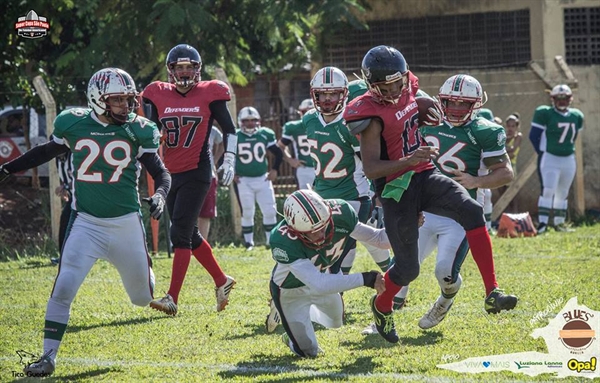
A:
[422,100,444,126]
[0,165,10,184]
[362,271,380,289]
[218,152,235,186]
[143,193,165,220]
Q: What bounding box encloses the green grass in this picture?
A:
[1,224,599,382]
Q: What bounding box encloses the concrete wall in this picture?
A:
[357,0,600,213]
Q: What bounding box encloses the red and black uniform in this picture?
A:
[143,80,234,248]
[344,72,487,300]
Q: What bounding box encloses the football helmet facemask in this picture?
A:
[361,45,409,104]
[166,44,202,88]
[438,74,488,126]
[87,67,139,125]
[284,190,334,250]
[550,84,573,111]
[310,67,348,116]
[238,106,261,135]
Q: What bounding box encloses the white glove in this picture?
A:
[218,152,235,186]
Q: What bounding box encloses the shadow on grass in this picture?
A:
[227,320,331,339]
[67,316,171,333]
[18,259,57,269]
[340,329,444,351]
[218,354,377,381]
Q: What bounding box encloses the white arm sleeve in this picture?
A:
[288,259,365,295]
[350,222,391,249]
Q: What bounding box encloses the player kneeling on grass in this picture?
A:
[268,190,387,357]
[0,67,170,377]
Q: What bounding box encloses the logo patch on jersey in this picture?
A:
[164,107,200,113]
[272,248,289,262]
[497,131,507,146]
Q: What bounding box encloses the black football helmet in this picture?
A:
[361,45,409,104]
[166,44,202,88]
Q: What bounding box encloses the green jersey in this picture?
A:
[235,127,277,177]
[421,117,507,199]
[531,106,584,156]
[281,120,314,167]
[477,108,495,121]
[52,108,160,218]
[303,110,370,200]
[270,199,358,289]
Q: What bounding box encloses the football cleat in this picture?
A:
[150,294,178,316]
[418,298,454,329]
[23,350,55,377]
[244,242,254,252]
[265,299,281,333]
[485,288,518,314]
[215,275,236,312]
[370,295,399,343]
[537,222,548,234]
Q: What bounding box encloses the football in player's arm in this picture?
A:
[270,190,386,357]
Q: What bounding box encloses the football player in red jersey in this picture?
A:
[343,45,517,343]
[142,44,237,316]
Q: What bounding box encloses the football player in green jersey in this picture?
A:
[234,106,284,249]
[304,66,393,278]
[270,190,386,357]
[415,74,516,329]
[529,84,584,233]
[277,98,316,190]
[0,68,171,377]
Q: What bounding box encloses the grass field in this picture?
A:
[1,224,599,382]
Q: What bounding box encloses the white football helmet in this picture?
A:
[310,67,348,116]
[550,84,573,111]
[298,98,314,115]
[87,67,139,124]
[438,74,487,126]
[238,106,261,135]
[283,190,333,249]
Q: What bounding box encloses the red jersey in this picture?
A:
[343,71,433,187]
[142,80,231,174]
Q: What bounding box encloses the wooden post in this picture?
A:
[214,68,242,238]
[32,76,60,244]
[573,138,585,216]
[492,156,538,221]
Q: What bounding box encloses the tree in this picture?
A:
[0,0,369,108]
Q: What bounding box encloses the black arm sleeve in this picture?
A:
[268,145,284,171]
[142,98,160,127]
[138,153,171,200]
[280,137,292,146]
[209,100,237,151]
[3,140,69,173]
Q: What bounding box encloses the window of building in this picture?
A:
[324,10,531,72]
[565,7,600,65]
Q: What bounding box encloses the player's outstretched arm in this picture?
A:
[350,222,391,249]
[0,140,68,180]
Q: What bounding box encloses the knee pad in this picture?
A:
[388,261,420,286]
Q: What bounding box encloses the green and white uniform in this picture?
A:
[531,106,584,225]
[281,119,315,189]
[269,199,388,357]
[45,108,160,357]
[416,117,508,303]
[235,127,278,246]
[304,108,390,274]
